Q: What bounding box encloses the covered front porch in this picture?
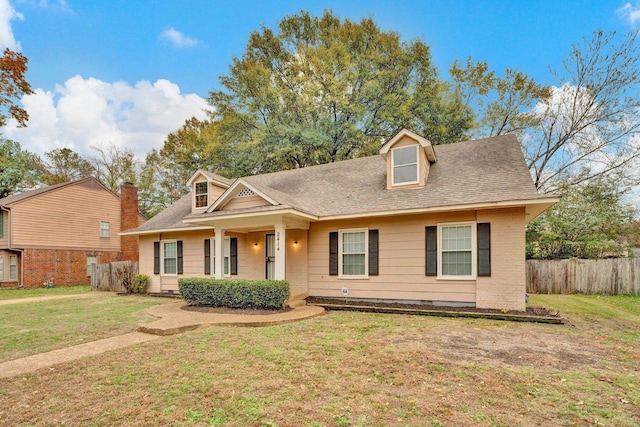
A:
[186,211,312,295]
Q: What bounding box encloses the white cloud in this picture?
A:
[2,75,210,158]
[0,0,23,50]
[159,27,199,48]
[617,2,640,26]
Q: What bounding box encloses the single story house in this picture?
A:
[0,178,143,288]
[123,129,558,311]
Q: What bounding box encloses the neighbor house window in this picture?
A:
[339,229,368,277]
[163,241,177,275]
[87,255,98,276]
[0,212,4,238]
[0,255,3,280]
[100,221,110,238]
[438,223,475,279]
[9,254,17,280]
[195,182,208,208]
[392,145,419,185]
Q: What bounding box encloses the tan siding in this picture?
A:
[0,211,8,248]
[308,212,478,303]
[209,183,226,202]
[286,229,308,294]
[385,135,428,190]
[476,208,527,311]
[222,195,271,210]
[139,234,160,292]
[10,182,121,250]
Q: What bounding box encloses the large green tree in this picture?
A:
[208,10,472,174]
[39,148,96,186]
[0,138,41,198]
[526,176,636,259]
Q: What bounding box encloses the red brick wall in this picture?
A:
[22,249,121,288]
[120,182,139,262]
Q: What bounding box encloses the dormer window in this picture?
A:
[195,182,208,208]
[392,145,419,186]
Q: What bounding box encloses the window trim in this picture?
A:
[391,145,419,186]
[437,221,477,280]
[9,254,17,281]
[100,221,110,238]
[194,181,208,209]
[338,228,369,279]
[161,239,178,276]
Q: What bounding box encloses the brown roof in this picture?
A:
[133,134,552,232]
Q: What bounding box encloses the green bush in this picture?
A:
[178,278,290,310]
[132,274,149,294]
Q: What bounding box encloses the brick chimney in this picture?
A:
[120,182,139,261]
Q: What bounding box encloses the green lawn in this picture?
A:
[1,294,639,426]
[0,285,91,300]
[0,293,166,362]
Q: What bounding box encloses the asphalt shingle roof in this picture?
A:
[132,134,551,232]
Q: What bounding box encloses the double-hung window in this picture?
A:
[0,255,3,280]
[100,221,110,238]
[163,241,178,275]
[438,223,475,279]
[195,182,208,208]
[87,255,97,276]
[392,145,419,186]
[339,229,368,277]
[210,237,232,277]
[0,212,4,238]
[9,255,17,280]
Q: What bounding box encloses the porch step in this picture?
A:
[286,293,308,308]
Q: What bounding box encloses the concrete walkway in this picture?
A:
[0,332,160,379]
[0,293,97,306]
[139,301,325,335]
[0,299,324,379]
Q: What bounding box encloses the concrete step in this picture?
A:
[287,293,308,308]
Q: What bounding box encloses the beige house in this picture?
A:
[123,129,558,311]
[0,178,143,288]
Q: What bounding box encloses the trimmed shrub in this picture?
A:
[132,274,149,294]
[178,278,290,310]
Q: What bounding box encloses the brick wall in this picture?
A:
[119,182,139,261]
[22,248,121,288]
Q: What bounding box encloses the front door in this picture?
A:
[266,233,275,279]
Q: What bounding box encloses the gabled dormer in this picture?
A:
[379,129,437,190]
[185,170,233,213]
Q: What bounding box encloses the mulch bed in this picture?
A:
[181,305,292,316]
[307,297,561,318]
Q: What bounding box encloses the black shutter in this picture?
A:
[329,232,338,276]
[204,239,211,275]
[369,229,379,276]
[477,223,491,277]
[177,240,183,275]
[153,241,160,275]
[230,237,238,275]
[425,226,437,276]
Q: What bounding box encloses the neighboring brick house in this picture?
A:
[0,178,143,288]
[124,129,559,311]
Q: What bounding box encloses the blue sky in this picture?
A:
[1,0,639,158]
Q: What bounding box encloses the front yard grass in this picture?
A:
[1,294,639,426]
[0,293,166,362]
[0,285,91,300]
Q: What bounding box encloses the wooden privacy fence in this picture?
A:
[91,261,138,292]
[526,258,640,295]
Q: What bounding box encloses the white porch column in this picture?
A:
[214,228,225,279]
[274,223,286,280]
